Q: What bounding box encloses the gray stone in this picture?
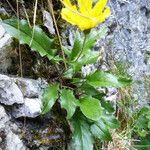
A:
[13,77,41,98]
[0,105,26,150]
[0,25,5,39]
[0,105,10,129]
[0,74,24,105]
[97,0,150,106]
[43,10,55,35]
[82,64,97,77]
[0,25,13,73]
[0,74,46,118]
[13,98,42,118]
[5,130,26,150]
[105,87,118,102]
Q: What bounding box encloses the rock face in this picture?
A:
[13,77,42,98]
[102,0,150,105]
[13,98,42,118]
[0,74,66,149]
[0,105,26,150]
[0,74,24,105]
[0,25,13,73]
[0,74,44,118]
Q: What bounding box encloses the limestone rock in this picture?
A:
[0,25,13,73]
[98,0,150,106]
[5,130,26,150]
[13,98,42,118]
[13,77,41,98]
[0,74,45,118]
[0,105,10,129]
[0,74,24,105]
[43,10,55,35]
[0,105,26,150]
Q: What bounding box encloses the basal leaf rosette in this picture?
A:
[61,0,111,30]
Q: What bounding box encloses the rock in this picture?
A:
[97,0,150,106]
[5,130,26,150]
[13,77,41,98]
[0,105,10,129]
[0,105,26,150]
[82,64,97,77]
[43,10,55,35]
[0,25,5,39]
[0,74,46,118]
[105,87,118,102]
[0,74,24,105]
[13,98,42,118]
[0,25,13,73]
[11,77,46,118]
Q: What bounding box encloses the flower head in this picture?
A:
[61,0,111,30]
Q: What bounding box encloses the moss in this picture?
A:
[144,76,150,99]
[114,61,131,78]
[144,51,150,64]
[0,13,9,20]
[19,116,66,149]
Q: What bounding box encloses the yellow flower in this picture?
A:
[61,0,111,30]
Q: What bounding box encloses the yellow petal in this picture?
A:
[63,0,72,7]
[92,0,108,16]
[61,7,97,30]
[61,0,110,30]
[86,0,93,10]
[78,20,97,30]
[97,7,111,23]
[78,0,93,15]
[61,8,82,25]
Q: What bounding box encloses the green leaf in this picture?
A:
[148,121,150,129]
[83,27,108,53]
[70,31,83,60]
[80,83,105,97]
[138,129,147,137]
[42,84,59,114]
[100,99,114,113]
[138,107,150,116]
[86,71,131,88]
[134,107,150,126]
[118,77,132,87]
[70,112,93,150]
[70,27,108,61]
[91,120,112,141]
[1,19,56,60]
[60,89,78,119]
[64,48,71,57]
[63,68,74,79]
[134,135,150,150]
[79,97,102,121]
[51,55,63,63]
[134,116,149,131]
[102,115,120,129]
[71,51,99,72]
